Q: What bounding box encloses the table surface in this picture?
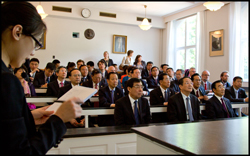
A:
[131,117,249,155]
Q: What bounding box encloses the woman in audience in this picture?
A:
[66,62,76,78]
[1,2,82,154]
[133,54,146,72]
[101,51,114,69]
[121,50,134,67]
[14,66,36,109]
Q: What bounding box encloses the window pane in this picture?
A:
[186,48,196,69]
[176,49,185,70]
[241,2,248,81]
[176,19,185,48]
[186,15,196,46]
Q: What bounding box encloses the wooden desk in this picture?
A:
[131,117,249,154]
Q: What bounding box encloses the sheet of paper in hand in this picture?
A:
[46,86,97,112]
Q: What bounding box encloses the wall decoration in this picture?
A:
[209,29,224,56]
[72,32,80,38]
[112,35,127,54]
[84,29,95,39]
[40,30,46,49]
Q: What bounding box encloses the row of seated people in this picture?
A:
[17,63,248,127]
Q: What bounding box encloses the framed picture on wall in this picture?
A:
[209,29,224,56]
[40,30,46,49]
[112,35,127,54]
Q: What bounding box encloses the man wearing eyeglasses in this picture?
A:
[167,77,201,122]
[124,67,149,96]
[201,70,212,93]
[57,69,88,128]
[114,78,151,126]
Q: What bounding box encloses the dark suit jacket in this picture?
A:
[98,86,124,126]
[205,95,236,119]
[141,69,150,79]
[80,75,92,85]
[114,95,151,126]
[1,60,66,155]
[167,93,201,122]
[150,86,175,123]
[57,83,72,99]
[224,86,248,102]
[190,86,207,103]
[46,80,70,97]
[101,58,114,67]
[33,71,57,88]
[81,78,107,89]
[124,79,149,96]
[222,81,231,88]
[146,75,159,88]
[170,79,180,93]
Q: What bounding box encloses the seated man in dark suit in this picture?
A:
[190,73,208,104]
[46,66,70,97]
[170,69,184,93]
[28,58,43,82]
[124,67,149,96]
[87,61,95,77]
[167,77,201,122]
[98,60,108,79]
[150,73,175,123]
[98,72,124,126]
[166,67,176,82]
[205,80,236,119]
[201,70,212,94]
[146,66,159,88]
[79,64,91,85]
[81,69,107,108]
[224,76,248,116]
[141,61,153,79]
[220,71,231,88]
[114,78,151,126]
[57,69,86,128]
[160,64,169,75]
[33,62,57,88]
[66,62,76,78]
[104,66,122,88]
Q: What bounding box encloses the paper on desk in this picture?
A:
[46,86,97,112]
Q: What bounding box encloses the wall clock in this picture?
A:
[81,8,91,18]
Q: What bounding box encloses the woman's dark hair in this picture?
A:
[1,2,47,36]
[134,55,142,63]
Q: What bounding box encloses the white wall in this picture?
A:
[30,2,162,69]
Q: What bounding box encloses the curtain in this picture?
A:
[196,11,205,74]
[165,20,175,68]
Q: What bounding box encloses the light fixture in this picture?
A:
[36,2,48,19]
[203,2,224,11]
[212,30,222,38]
[138,5,152,31]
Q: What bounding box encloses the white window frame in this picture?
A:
[174,14,197,70]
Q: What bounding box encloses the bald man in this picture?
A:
[201,70,212,93]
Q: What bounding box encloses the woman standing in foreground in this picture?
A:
[1,2,82,154]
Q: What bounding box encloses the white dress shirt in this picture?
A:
[57,79,65,87]
[128,94,139,113]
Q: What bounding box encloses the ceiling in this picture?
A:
[47,1,206,17]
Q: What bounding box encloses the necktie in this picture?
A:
[186,97,194,121]
[221,98,230,118]
[204,83,207,90]
[46,77,50,83]
[149,70,151,76]
[196,90,199,97]
[155,78,158,85]
[111,90,114,104]
[164,90,168,102]
[235,91,238,99]
[60,82,64,88]
[82,77,86,82]
[134,100,140,125]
